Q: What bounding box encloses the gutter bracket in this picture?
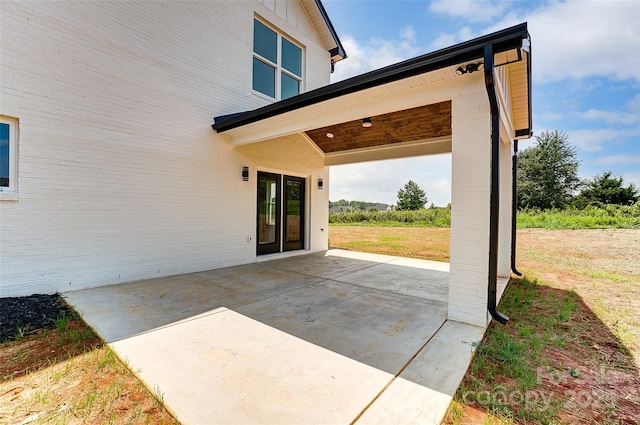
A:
[484,43,509,325]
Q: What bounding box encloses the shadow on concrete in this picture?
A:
[64,251,450,375]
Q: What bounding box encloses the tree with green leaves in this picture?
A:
[573,171,639,208]
[396,180,428,210]
[517,130,580,209]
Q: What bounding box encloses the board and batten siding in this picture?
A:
[0,1,332,296]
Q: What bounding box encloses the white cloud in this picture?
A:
[595,155,640,166]
[534,111,564,123]
[433,0,640,83]
[331,26,422,82]
[627,93,640,111]
[330,155,452,207]
[622,172,640,189]
[512,1,640,82]
[429,1,508,23]
[583,109,639,125]
[427,26,474,51]
[567,128,636,152]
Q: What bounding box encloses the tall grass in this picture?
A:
[329,204,640,229]
[517,204,640,229]
[329,207,451,227]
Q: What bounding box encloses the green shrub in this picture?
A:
[516,204,640,229]
[329,204,640,229]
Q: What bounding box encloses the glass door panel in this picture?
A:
[257,172,281,255]
[283,176,304,251]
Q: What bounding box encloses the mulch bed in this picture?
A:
[0,294,73,342]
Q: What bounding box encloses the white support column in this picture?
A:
[495,139,513,302]
[497,139,513,278]
[448,84,492,328]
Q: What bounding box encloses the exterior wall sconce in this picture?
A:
[242,166,249,181]
[318,178,324,190]
[361,117,372,128]
[455,62,484,75]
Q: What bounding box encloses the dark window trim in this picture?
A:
[252,17,303,101]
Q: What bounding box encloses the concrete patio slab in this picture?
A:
[65,264,323,342]
[234,280,447,373]
[64,249,487,424]
[356,320,485,424]
[332,261,449,303]
[265,249,390,280]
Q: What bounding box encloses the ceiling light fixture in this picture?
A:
[361,117,372,128]
[326,132,334,138]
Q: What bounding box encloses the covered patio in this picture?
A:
[65,249,487,424]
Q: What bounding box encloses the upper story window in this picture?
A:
[253,19,302,100]
[0,116,18,195]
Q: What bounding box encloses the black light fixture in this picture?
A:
[242,166,249,181]
[318,178,324,190]
[361,117,372,128]
[455,62,484,75]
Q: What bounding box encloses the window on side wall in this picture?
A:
[0,116,18,196]
[253,18,302,100]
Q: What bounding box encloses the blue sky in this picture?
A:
[324,0,640,206]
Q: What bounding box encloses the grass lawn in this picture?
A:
[330,226,640,424]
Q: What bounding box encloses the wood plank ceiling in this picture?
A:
[305,101,452,154]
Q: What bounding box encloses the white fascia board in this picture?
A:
[224,75,470,147]
[324,136,452,166]
[495,77,515,141]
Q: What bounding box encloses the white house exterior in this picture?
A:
[1,0,531,328]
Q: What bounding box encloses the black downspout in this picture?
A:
[511,139,523,276]
[484,43,509,325]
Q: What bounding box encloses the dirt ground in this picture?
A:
[0,311,177,424]
[517,228,640,362]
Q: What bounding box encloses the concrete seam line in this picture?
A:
[349,319,448,424]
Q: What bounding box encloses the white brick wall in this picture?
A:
[448,74,515,327]
[448,78,492,327]
[236,134,329,253]
[0,1,332,296]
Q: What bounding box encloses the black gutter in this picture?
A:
[213,23,529,132]
[511,139,523,277]
[484,43,509,325]
[315,0,347,62]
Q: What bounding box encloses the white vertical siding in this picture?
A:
[0,1,331,296]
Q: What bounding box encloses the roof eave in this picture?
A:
[315,0,347,62]
[213,22,530,133]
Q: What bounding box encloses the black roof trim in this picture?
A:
[515,129,532,138]
[214,111,249,126]
[213,23,529,133]
[316,0,346,61]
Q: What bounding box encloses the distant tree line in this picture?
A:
[329,199,380,211]
[330,180,431,212]
[518,130,638,210]
[331,131,638,214]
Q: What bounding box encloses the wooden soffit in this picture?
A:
[305,101,451,154]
